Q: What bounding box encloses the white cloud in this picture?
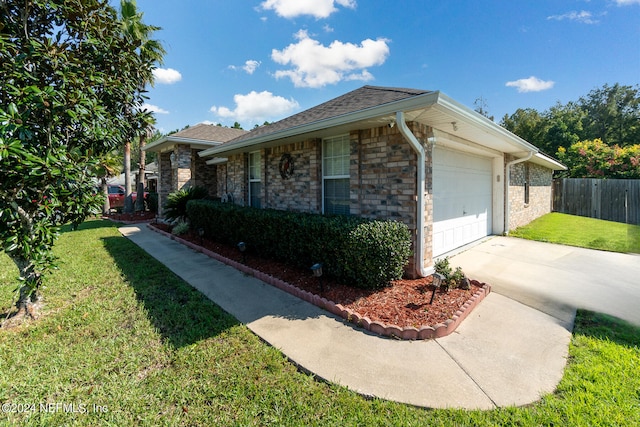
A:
[152,68,182,84]
[142,103,169,114]
[229,60,261,75]
[614,0,640,5]
[505,76,555,93]
[271,30,390,88]
[547,10,599,24]
[243,60,261,74]
[210,91,300,124]
[260,0,356,19]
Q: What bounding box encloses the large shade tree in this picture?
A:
[0,0,161,316]
[501,83,640,178]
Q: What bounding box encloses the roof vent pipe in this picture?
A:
[396,111,430,277]
[504,151,534,235]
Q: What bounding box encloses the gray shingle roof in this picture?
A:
[171,123,248,142]
[226,86,431,144]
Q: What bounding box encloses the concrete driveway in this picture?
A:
[450,236,640,327]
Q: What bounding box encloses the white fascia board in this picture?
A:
[531,152,567,171]
[199,91,443,157]
[143,135,169,152]
[205,157,229,165]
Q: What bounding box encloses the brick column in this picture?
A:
[173,144,192,191]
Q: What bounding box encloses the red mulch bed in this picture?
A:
[103,211,157,223]
[151,223,482,329]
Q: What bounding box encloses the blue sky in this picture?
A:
[130,0,640,134]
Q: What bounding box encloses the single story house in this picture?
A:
[145,86,566,277]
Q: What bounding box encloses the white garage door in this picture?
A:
[432,147,493,256]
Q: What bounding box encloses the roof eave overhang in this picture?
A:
[198,91,554,162]
[432,93,539,154]
[531,152,567,171]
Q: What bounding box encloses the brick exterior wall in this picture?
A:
[192,149,217,198]
[216,153,246,206]
[351,122,433,276]
[508,160,553,230]
[156,126,556,278]
[265,140,322,213]
[215,122,433,278]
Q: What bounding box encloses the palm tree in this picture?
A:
[119,0,165,213]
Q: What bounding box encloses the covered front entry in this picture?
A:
[432,146,493,256]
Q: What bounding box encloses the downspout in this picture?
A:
[396,111,430,277]
[504,151,534,235]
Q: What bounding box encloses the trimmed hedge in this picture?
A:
[187,200,412,289]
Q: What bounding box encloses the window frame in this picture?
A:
[322,134,350,215]
[248,150,261,208]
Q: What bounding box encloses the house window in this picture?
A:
[249,151,261,208]
[323,135,350,215]
[524,163,530,205]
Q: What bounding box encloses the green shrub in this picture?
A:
[171,221,189,236]
[434,257,467,290]
[187,200,412,289]
[342,221,412,289]
[164,186,208,222]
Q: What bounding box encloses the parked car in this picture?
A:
[101,184,148,210]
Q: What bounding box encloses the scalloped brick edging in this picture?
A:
[146,223,491,340]
[103,216,155,225]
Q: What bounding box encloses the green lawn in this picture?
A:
[510,212,640,253]
[1,220,639,426]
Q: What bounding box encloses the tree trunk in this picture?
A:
[135,132,147,212]
[101,177,110,215]
[12,257,42,314]
[12,208,43,314]
[124,140,133,213]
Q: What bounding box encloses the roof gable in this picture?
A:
[144,123,249,153]
[171,123,248,142]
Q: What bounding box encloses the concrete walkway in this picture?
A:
[120,225,572,410]
[450,236,640,327]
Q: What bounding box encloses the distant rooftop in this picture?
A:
[169,123,248,142]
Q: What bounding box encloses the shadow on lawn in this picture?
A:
[60,218,118,233]
[574,310,640,350]
[102,235,240,348]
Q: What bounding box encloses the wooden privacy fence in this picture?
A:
[552,178,640,225]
